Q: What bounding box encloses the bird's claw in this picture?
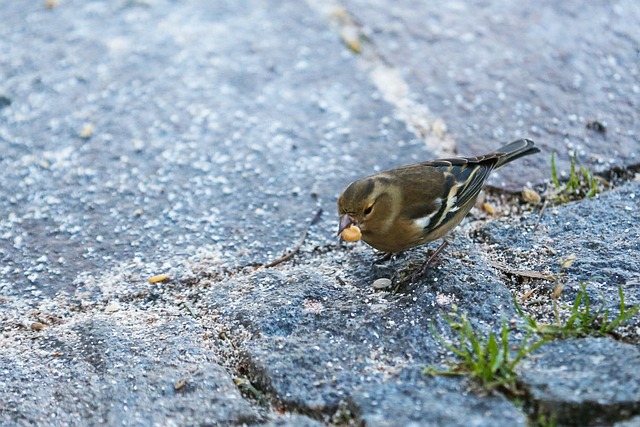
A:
[372,251,395,265]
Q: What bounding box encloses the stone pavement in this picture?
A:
[1,1,638,426]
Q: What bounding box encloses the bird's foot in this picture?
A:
[372,251,402,265]
[392,241,450,293]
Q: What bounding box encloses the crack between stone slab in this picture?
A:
[306,0,457,158]
[176,258,348,424]
[516,378,640,427]
[233,338,369,424]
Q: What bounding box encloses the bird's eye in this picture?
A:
[363,205,373,215]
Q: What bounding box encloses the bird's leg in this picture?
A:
[373,251,396,265]
[423,240,448,269]
[413,240,449,278]
[393,240,450,293]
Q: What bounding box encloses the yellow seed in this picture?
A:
[174,378,187,391]
[80,123,95,139]
[341,225,362,242]
[559,253,577,270]
[31,322,46,331]
[482,202,496,215]
[522,188,541,204]
[148,274,171,284]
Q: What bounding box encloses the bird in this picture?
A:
[337,139,540,270]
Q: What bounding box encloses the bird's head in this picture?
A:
[337,177,396,239]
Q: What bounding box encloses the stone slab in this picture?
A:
[518,338,640,426]
[1,316,261,426]
[477,180,640,334]
[205,243,525,423]
[0,0,425,300]
[342,0,640,189]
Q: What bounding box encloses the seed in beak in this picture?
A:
[341,225,362,242]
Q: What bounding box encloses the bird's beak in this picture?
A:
[337,214,354,236]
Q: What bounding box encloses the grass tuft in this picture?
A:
[548,152,602,204]
[516,281,638,339]
[425,282,637,396]
[424,309,545,394]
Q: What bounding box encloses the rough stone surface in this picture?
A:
[349,370,526,427]
[342,0,640,189]
[478,180,640,333]
[517,338,640,426]
[205,244,520,421]
[0,0,424,300]
[1,316,262,426]
[2,0,640,426]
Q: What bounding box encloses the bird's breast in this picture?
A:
[361,217,428,253]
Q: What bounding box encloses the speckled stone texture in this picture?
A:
[2,0,639,426]
[518,338,640,426]
[341,0,640,189]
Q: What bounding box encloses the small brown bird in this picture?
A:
[337,139,540,267]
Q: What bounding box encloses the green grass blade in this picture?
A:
[568,153,577,191]
[551,152,560,187]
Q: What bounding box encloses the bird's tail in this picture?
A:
[494,139,540,168]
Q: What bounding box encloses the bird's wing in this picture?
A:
[379,154,502,233]
[421,156,500,231]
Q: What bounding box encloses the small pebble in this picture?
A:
[104,301,121,313]
[372,278,392,290]
[31,322,46,331]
